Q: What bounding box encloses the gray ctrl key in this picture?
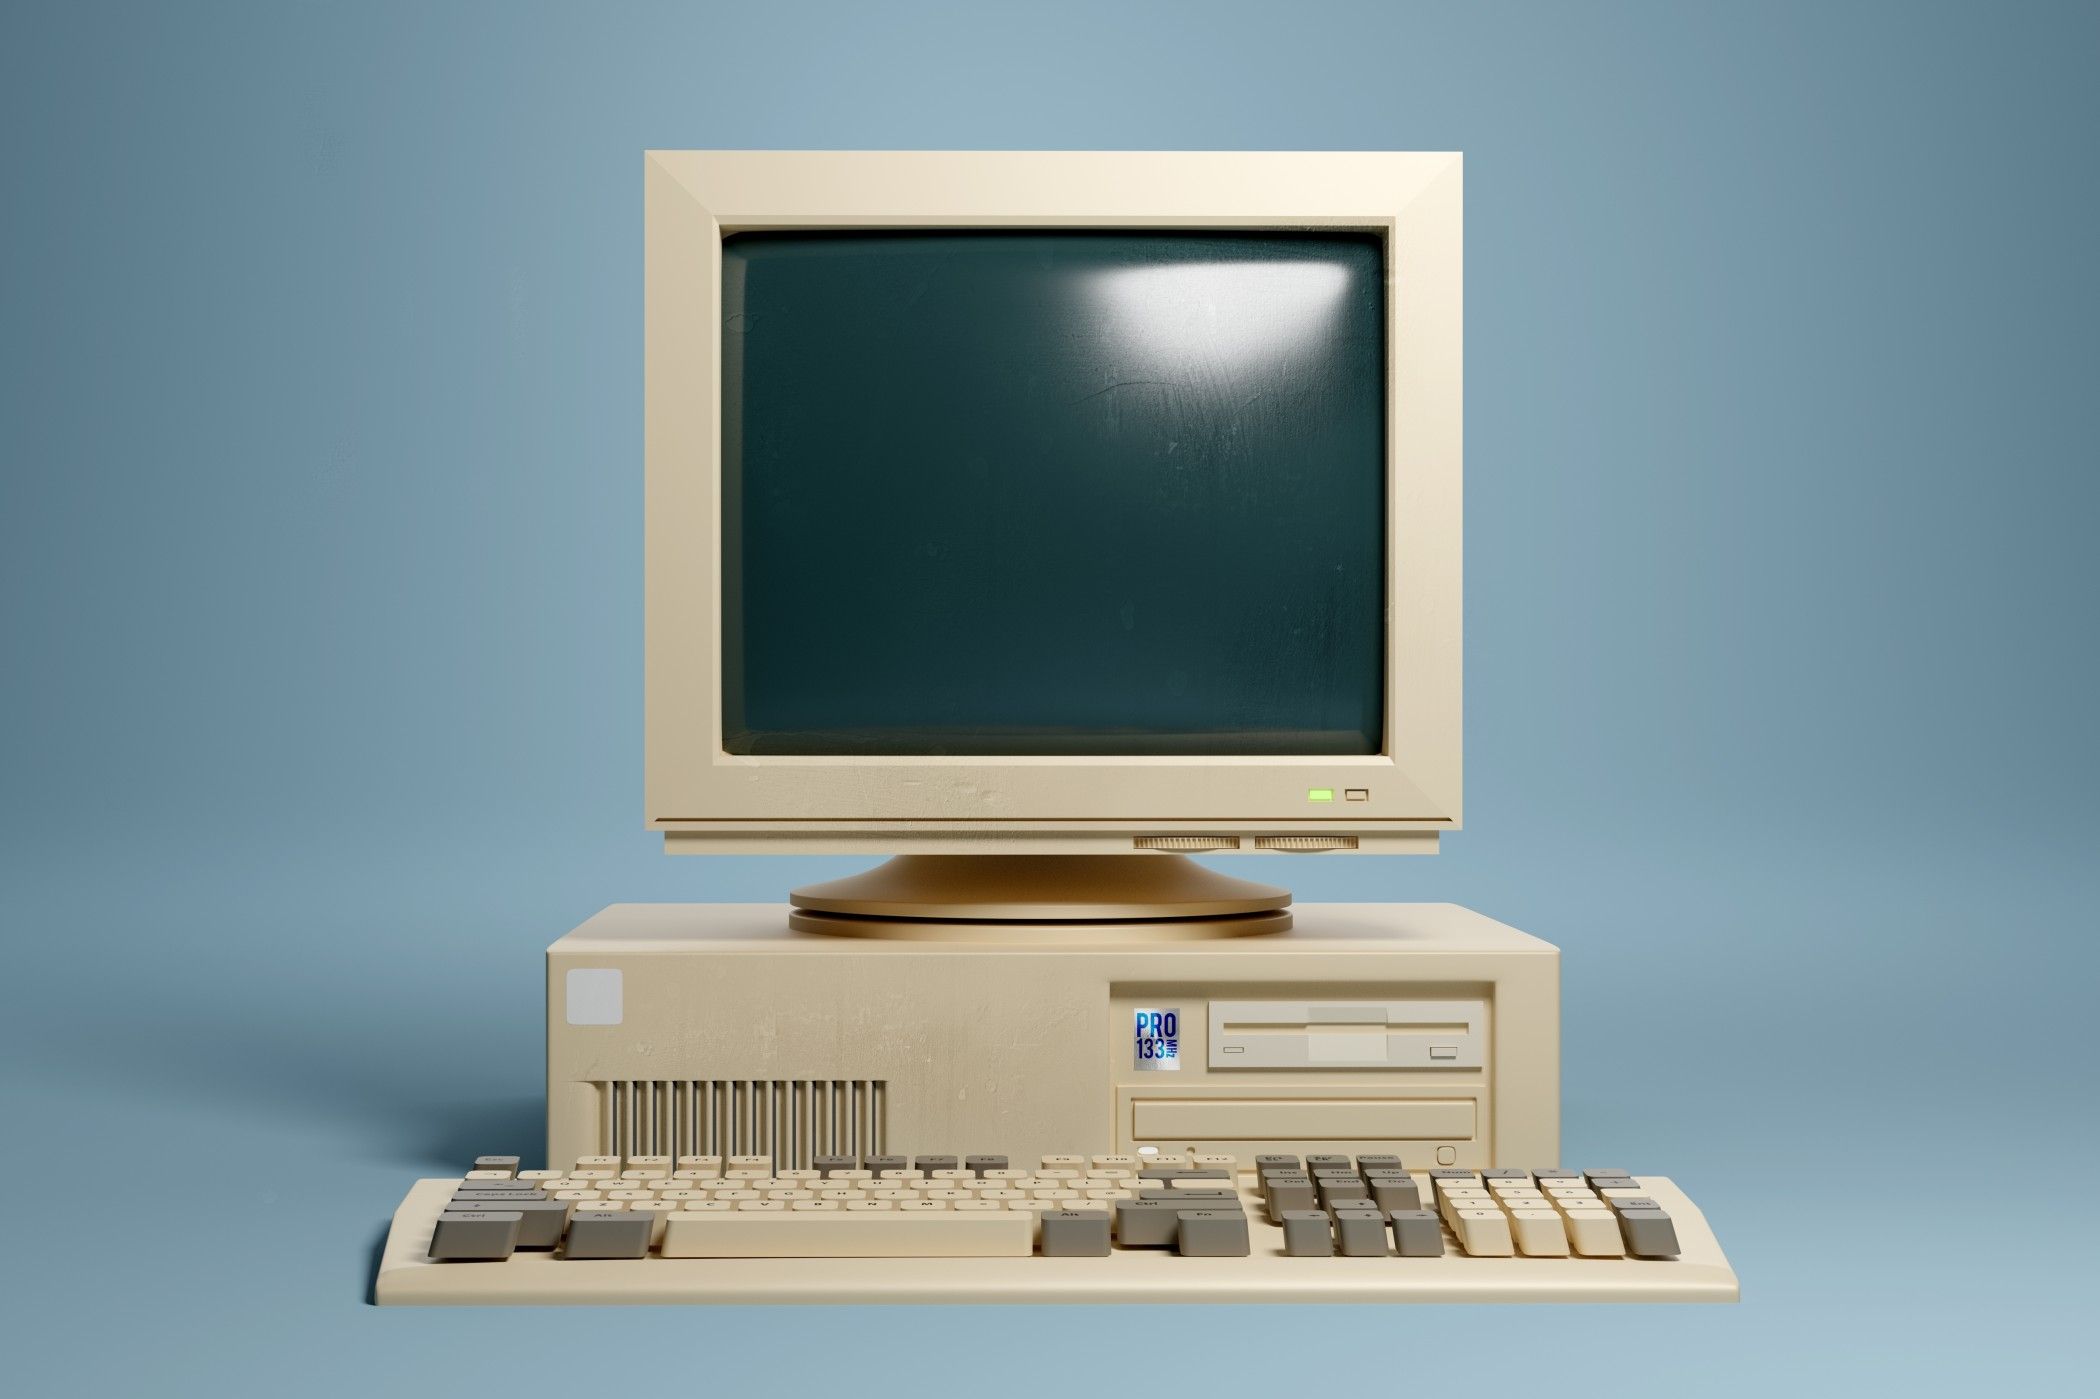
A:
[1115,1199,1189,1247]
[1039,1209,1112,1257]
[1280,1210,1334,1257]
[1334,1209,1389,1257]
[564,1210,652,1260]
[1176,1209,1250,1258]
[429,1210,521,1261]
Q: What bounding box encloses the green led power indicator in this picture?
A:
[1307,787,1335,803]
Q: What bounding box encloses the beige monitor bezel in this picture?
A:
[646,150,1461,854]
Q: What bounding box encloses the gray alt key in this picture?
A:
[564,1211,652,1260]
[1039,1209,1112,1257]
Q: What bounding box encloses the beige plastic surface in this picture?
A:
[545,903,1559,1172]
[645,150,1463,853]
[790,854,1289,920]
[374,1174,1735,1306]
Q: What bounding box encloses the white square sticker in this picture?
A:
[565,968,623,1026]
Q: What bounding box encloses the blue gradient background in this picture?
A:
[4,1,2096,1393]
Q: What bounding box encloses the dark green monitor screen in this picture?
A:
[720,230,1386,756]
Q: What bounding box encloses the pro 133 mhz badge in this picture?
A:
[1133,1008,1180,1070]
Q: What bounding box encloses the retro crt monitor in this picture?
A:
[643,151,1463,936]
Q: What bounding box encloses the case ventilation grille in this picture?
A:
[596,1079,887,1166]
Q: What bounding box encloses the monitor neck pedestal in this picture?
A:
[787,855,1290,940]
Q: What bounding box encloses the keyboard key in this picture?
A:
[1281,1210,1334,1256]
[1355,1154,1404,1172]
[1453,1208,1515,1256]
[429,1210,520,1261]
[661,1204,1030,1257]
[1366,1176,1421,1212]
[471,1156,520,1176]
[1563,1209,1624,1256]
[1264,1176,1317,1220]
[1334,1209,1388,1256]
[862,1156,907,1174]
[1509,1208,1569,1256]
[813,1155,856,1177]
[1389,1210,1444,1257]
[1114,1199,1187,1247]
[1040,1208,1111,1257]
[629,1199,679,1243]
[966,1155,1009,1175]
[1139,1189,1235,1204]
[505,1199,571,1250]
[1176,1209,1250,1257]
[1616,1209,1681,1258]
[915,1156,960,1173]
[564,1210,650,1260]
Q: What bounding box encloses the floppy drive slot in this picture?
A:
[1208,999,1485,1069]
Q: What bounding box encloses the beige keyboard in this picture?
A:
[375,1151,1737,1305]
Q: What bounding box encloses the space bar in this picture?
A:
[660,1211,1032,1258]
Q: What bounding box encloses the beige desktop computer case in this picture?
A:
[547,903,1557,1171]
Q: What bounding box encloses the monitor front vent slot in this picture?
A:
[1252,835,1360,851]
[594,1079,886,1167]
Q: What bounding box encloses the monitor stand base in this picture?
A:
[787,855,1291,941]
